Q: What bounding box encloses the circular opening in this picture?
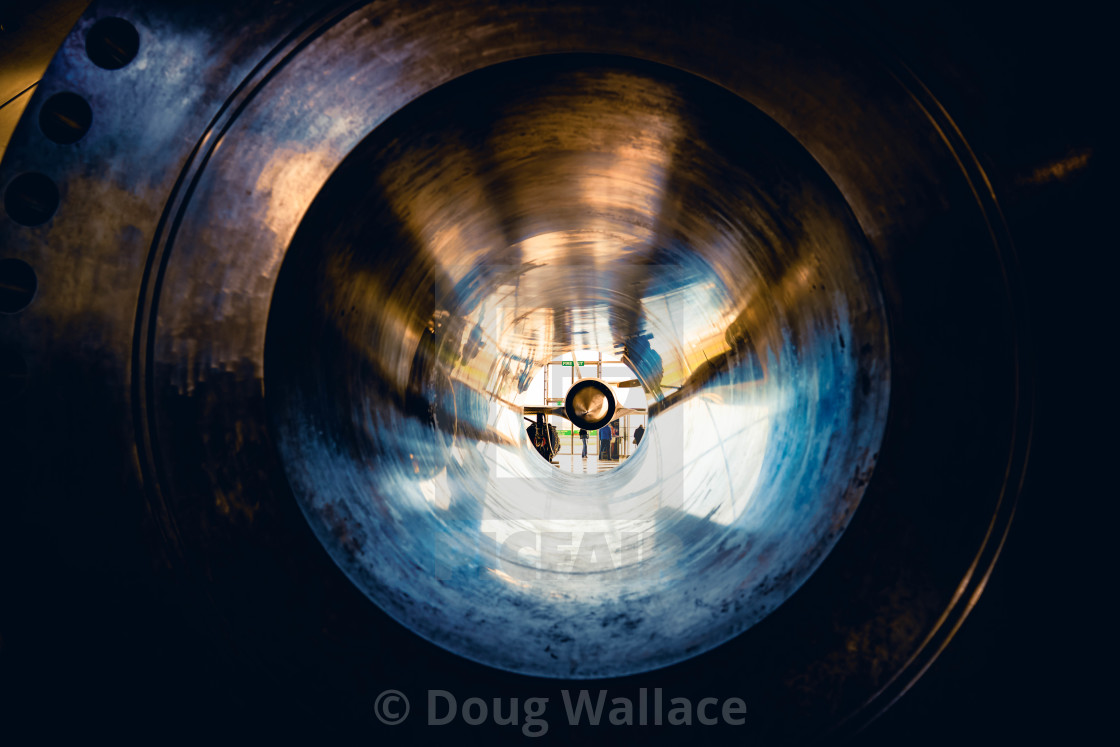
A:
[4,173,60,227]
[38,92,93,144]
[516,353,647,470]
[266,54,889,678]
[85,17,140,70]
[0,348,28,402]
[563,378,616,431]
[0,259,38,313]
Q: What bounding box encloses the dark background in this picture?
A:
[0,1,1104,743]
[857,3,1104,743]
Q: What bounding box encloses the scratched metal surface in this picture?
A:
[0,0,1030,739]
[263,54,890,677]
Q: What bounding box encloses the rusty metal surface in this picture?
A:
[0,1,91,161]
[0,0,1049,741]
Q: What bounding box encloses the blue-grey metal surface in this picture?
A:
[0,0,1034,739]
[265,54,889,677]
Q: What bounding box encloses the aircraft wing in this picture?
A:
[525,405,645,418]
[523,405,569,419]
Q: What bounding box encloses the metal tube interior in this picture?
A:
[265,54,889,678]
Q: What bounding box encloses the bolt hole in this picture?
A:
[39,92,93,144]
[4,173,60,227]
[0,259,37,313]
[85,17,140,70]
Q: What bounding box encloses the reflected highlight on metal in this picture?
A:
[565,378,614,430]
[266,55,889,677]
[0,0,1034,738]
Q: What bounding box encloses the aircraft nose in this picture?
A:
[571,385,608,420]
[564,378,617,430]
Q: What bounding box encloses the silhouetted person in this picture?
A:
[598,424,612,460]
[633,423,645,446]
[579,428,588,458]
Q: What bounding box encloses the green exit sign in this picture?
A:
[560,361,586,367]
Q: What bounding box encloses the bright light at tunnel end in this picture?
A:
[267,52,891,679]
